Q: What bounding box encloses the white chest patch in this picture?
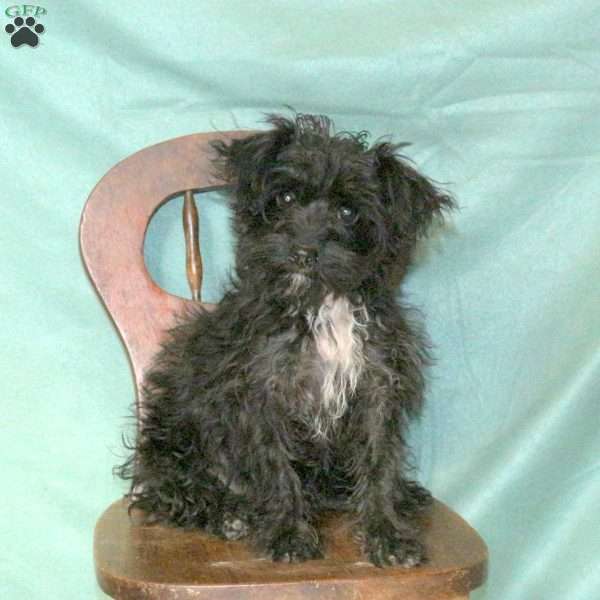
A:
[305,294,368,436]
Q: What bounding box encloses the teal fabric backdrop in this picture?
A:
[2,2,599,598]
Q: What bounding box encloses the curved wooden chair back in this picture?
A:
[80,131,246,413]
[81,132,487,600]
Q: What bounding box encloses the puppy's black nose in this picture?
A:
[291,246,319,268]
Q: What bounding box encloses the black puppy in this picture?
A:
[119,114,453,567]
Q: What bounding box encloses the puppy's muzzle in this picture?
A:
[291,246,319,269]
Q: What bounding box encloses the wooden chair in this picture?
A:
[80,131,488,600]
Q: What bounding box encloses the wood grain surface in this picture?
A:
[95,498,487,600]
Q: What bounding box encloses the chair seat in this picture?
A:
[95,498,487,599]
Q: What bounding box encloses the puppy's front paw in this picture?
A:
[268,525,323,563]
[363,525,426,568]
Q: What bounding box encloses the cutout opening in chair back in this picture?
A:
[144,189,234,303]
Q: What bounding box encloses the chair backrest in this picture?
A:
[80,131,249,414]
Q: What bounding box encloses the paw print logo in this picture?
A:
[5,16,45,48]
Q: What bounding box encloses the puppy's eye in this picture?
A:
[338,205,358,224]
[276,191,296,208]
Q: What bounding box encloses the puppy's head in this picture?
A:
[213,114,453,299]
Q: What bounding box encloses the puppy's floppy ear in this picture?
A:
[212,115,296,217]
[373,142,454,242]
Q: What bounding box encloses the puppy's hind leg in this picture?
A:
[398,479,433,515]
[204,486,252,541]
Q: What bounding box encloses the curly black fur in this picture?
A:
[118,113,454,567]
